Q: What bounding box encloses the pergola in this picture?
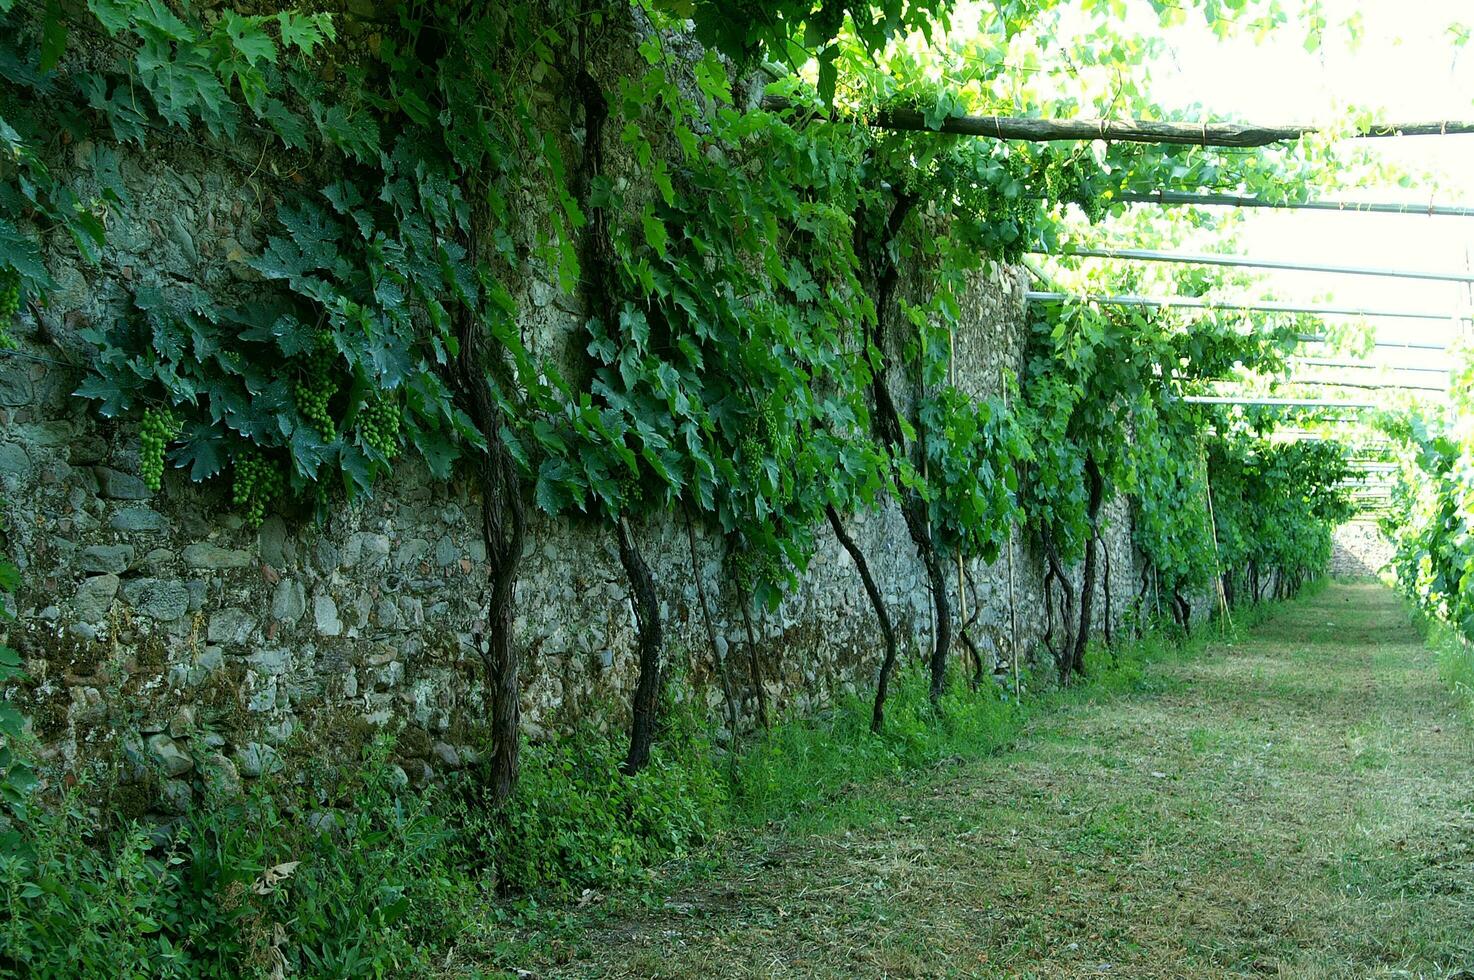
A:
[1025,191,1471,512]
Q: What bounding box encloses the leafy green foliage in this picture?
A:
[529,25,1160,608]
[1131,407,1217,601]
[0,735,474,979]
[5,0,1351,568]
[1207,427,1354,596]
[657,0,953,105]
[1381,396,1474,641]
[1018,299,1296,566]
[522,36,891,607]
[918,385,1024,563]
[6,0,575,518]
[0,549,34,831]
[470,725,725,892]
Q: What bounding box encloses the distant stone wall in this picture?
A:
[1330,522,1395,580]
[0,11,1150,820]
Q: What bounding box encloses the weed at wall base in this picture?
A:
[1,734,481,979]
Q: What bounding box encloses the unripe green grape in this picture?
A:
[232,450,285,528]
[0,268,21,350]
[139,407,182,491]
[357,394,402,460]
[0,269,19,318]
[729,548,755,587]
[616,468,643,507]
[294,336,341,439]
[738,433,763,488]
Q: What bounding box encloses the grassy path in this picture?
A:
[527,583,1474,978]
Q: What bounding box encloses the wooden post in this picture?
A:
[759,97,1474,147]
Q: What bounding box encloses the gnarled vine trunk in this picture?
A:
[431,70,529,809]
[826,504,899,732]
[861,191,953,704]
[572,57,671,773]
[1041,530,1076,684]
[738,589,770,728]
[956,565,986,691]
[1135,560,1153,630]
[450,307,526,811]
[907,505,953,704]
[1173,592,1192,634]
[617,517,663,775]
[1069,454,1105,677]
[686,509,738,743]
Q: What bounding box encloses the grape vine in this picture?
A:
[1380,353,1474,642]
[0,0,1366,791]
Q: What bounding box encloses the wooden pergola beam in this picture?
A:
[1119,190,1474,218]
[760,96,1474,146]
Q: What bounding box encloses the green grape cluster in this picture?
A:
[616,467,644,507]
[0,268,19,320]
[232,450,285,528]
[756,400,778,444]
[358,394,402,459]
[294,332,340,439]
[757,399,795,461]
[738,433,764,488]
[0,267,21,350]
[726,544,781,593]
[739,398,797,507]
[139,407,182,491]
[1035,156,1105,223]
[727,547,758,589]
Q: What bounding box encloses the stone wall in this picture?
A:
[2,269,1144,810]
[0,11,1150,815]
[1330,521,1395,580]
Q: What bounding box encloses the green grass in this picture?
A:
[500,581,1474,979]
[1,593,1234,979]
[726,608,1233,837]
[729,671,1023,834]
[1432,621,1474,719]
